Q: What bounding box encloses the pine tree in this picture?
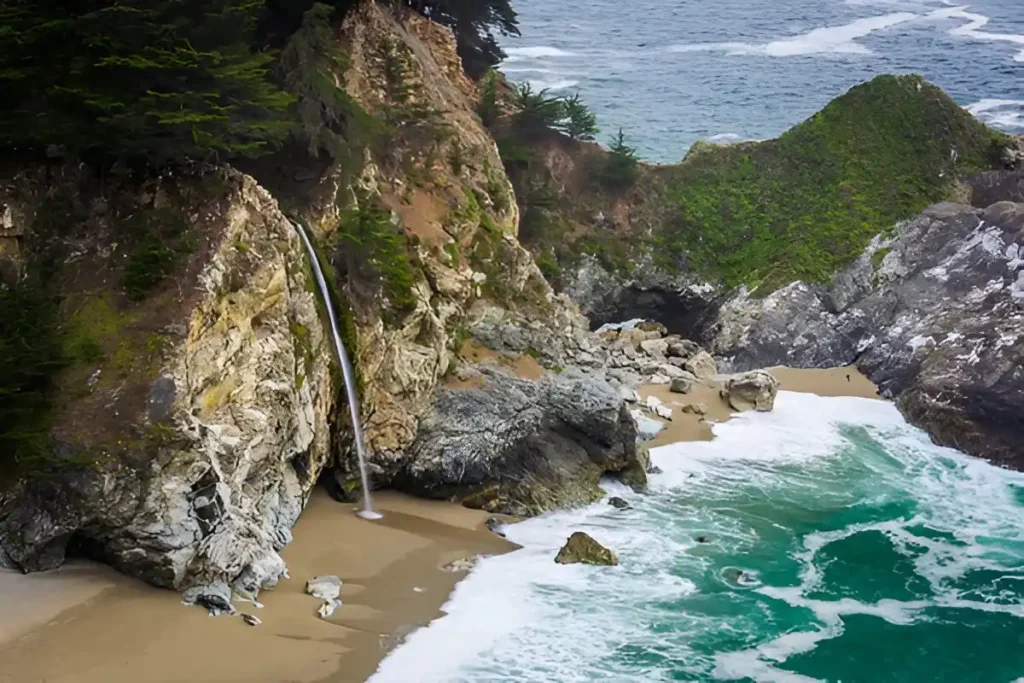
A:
[0,0,295,165]
[427,0,520,79]
[477,70,500,127]
[559,94,599,141]
[601,128,639,188]
[513,83,565,132]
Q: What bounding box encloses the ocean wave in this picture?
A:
[526,79,579,92]
[667,12,919,57]
[928,6,1024,62]
[965,98,1024,130]
[371,392,1024,682]
[504,46,577,59]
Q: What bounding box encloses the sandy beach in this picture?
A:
[0,365,879,683]
[639,365,879,447]
[0,491,514,683]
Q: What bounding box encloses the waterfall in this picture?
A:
[292,220,382,521]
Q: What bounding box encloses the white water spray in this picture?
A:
[293,220,382,521]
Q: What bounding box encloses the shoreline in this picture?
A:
[0,366,880,683]
[0,491,514,683]
[640,365,879,448]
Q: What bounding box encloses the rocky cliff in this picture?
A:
[0,3,646,607]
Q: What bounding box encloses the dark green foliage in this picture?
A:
[122,209,193,301]
[651,75,1006,291]
[336,191,417,323]
[0,282,65,477]
[598,128,639,188]
[512,83,565,132]
[558,94,599,141]
[278,3,376,161]
[0,0,294,165]
[426,0,520,79]
[477,70,500,127]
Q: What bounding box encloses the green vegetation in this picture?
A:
[121,208,194,301]
[650,75,1007,291]
[559,94,599,141]
[421,0,520,79]
[0,283,65,477]
[0,0,294,165]
[512,83,567,132]
[871,246,892,270]
[336,191,418,324]
[598,128,639,189]
[477,70,501,127]
[278,3,380,162]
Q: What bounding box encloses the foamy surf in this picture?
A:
[667,12,919,57]
[370,392,1024,682]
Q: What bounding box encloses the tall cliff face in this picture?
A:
[0,168,335,606]
[0,2,646,602]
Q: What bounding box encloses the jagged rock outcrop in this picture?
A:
[0,170,334,607]
[711,175,1024,469]
[722,371,780,412]
[396,365,644,516]
[554,531,618,566]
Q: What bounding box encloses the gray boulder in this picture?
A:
[723,371,780,412]
[397,366,644,516]
[683,351,718,380]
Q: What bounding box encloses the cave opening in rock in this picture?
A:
[587,286,720,344]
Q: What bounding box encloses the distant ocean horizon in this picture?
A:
[498,0,1024,162]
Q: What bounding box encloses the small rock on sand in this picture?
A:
[306,575,342,602]
[317,599,341,619]
[241,613,262,626]
[681,402,709,416]
[669,377,694,394]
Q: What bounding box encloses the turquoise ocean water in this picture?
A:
[372,393,1024,682]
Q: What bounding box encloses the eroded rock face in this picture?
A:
[554,532,618,566]
[723,371,780,412]
[397,366,643,516]
[0,172,334,604]
[711,185,1024,469]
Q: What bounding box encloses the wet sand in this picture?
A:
[640,365,879,447]
[0,491,514,683]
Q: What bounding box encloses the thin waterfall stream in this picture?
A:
[292,220,382,521]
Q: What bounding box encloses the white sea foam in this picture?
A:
[706,133,743,143]
[928,6,1024,62]
[965,99,1024,130]
[667,12,918,57]
[371,392,1024,682]
[504,46,577,59]
[527,79,579,92]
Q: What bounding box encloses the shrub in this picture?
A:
[598,128,639,188]
[558,94,598,141]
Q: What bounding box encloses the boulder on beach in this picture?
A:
[670,377,694,394]
[683,351,718,380]
[306,575,342,602]
[722,371,780,412]
[554,532,619,566]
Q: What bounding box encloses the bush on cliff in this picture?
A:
[650,75,1008,291]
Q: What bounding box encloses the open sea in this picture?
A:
[373,393,1024,682]
[371,2,1024,680]
[497,0,1023,161]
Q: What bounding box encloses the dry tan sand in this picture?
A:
[640,365,879,447]
[0,491,514,683]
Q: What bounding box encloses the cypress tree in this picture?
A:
[427,0,520,79]
[0,0,294,165]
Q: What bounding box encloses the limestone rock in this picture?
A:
[723,371,780,412]
[709,192,1024,469]
[306,575,342,602]
[683,351,718,380]
[667,339,701,359]
[397,366,643,516]
[554,532,618,566]
[669,377,695,394]
[639,338,669,358]
[682,402,709,416]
